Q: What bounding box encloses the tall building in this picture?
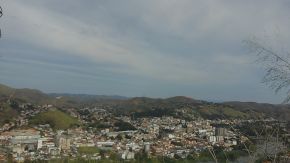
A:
[57,135,71,151]
[215,128,227,137]
[9,129,41,154]
[144,142,151,154]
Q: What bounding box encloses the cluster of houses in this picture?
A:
[0,114,249,162]
[2,102,288,162]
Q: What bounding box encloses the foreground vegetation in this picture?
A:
[12,148,249,163]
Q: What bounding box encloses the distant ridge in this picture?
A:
[1,83,290,120]
[49,93,128,100]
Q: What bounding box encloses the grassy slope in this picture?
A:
[78,147,100,154]
[30,109,79,130]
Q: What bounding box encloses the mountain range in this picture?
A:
[0,83,290,121]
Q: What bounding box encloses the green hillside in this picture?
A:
[0,83,125,108]
[0,83,53,104]
[0,84,14,101]
[0,102,18,125]
[1,83,290,121]
[198,105,250,119]
[112,97,254,120]
[30,109,80,130]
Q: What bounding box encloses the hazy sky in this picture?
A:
[1,0,290,103]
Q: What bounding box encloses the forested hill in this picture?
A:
[224,101,290,121]
[1,83,290,121]
[0,83,127,107]
[0,83,52,104]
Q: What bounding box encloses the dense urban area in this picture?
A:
[0,85,290,163]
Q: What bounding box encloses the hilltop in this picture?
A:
[1,83,290,121]
[112,96,261,120]
[0,83,126,107]
[0,83,52,104]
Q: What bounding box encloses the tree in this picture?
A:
[245,38,290,103]
[0,5,2,38]
[244,38,290,163]
[0,6,2,17]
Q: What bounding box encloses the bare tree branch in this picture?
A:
[0,6,3,18]
[0,5,2,38]
[245,39,290,103]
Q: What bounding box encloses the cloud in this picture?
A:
[1,0,290,102]
[3,1,209,83]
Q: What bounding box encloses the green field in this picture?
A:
[30,109,80,130]
[78,147,100,154]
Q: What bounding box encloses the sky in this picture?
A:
[0,0,290,103]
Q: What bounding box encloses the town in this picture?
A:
[0,101,289,163]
